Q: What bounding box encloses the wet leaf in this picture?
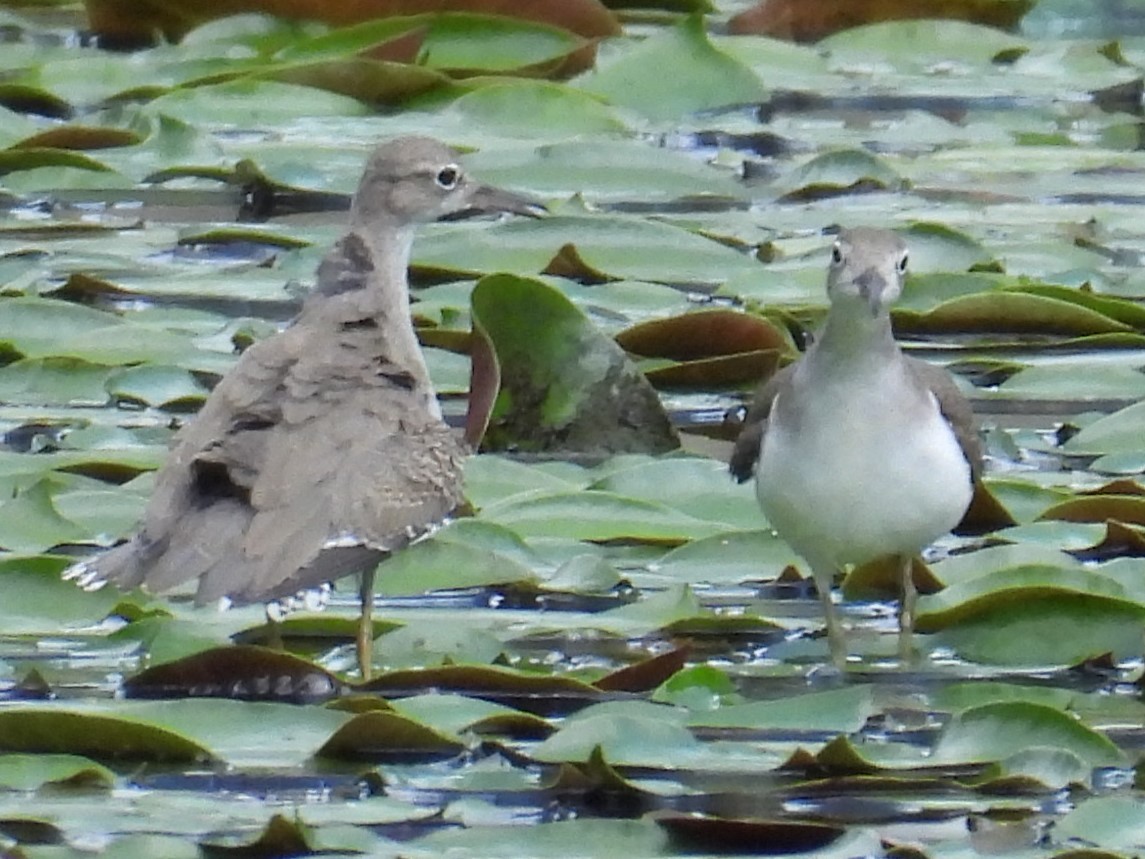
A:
[531,702,699,766]
[0,753,115,791]
[316,710,464,761]
[777,148,903,200]
[645,529,799,585]
[122,645,344,703]
[656,812,844,854]
[615,309,795,361]
[0,709,215,763]
[0,357,112,406]
[932,701,1124,768]
[973,746,1092,791]
[729,0,1033,41]
[588,455,766,529]
[84,0,622,44]
[360,664,606,716]
[1056,796,1145,851]
[445,80,626,137]
[198,812,312,857]
[469,273,678,454]
[689,685,874,733]
[13,125,143,151]
[579,14,766,121]
[372,531,538,597]
[460,144,746,205]
[916,564,1145,665]
[106,364,209,409]
[0,480,88,554]
[0,554,123,634]
[1063,400,1145,456]
[480,490,725,542]
[897,290,1133,336]
[593,646,689,693]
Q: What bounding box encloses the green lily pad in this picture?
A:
[0,480,89,554]
[480,490,724,542]
[578,14,765,121]
[1063,400,1145,456]
[688,685,874,733]
[1056,796,1145,851]
[0,709,215,763]
[0,753,115,791]
[917,564,1145,665]
[469,273,677,454]
[316,710,464,761]
[932,702,1124,768]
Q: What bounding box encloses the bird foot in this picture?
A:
[61,562,109,592]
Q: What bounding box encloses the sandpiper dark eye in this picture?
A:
[830,243,843,264]
[897,252,909,274]
[435,164,461,190]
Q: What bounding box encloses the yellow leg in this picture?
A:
[265,617,283,651]
[815,570,847,669]
[356,567,377,681]
[898,554,917,664]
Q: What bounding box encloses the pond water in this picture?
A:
[1,2,1145,857]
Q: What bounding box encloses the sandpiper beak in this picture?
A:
[449,183,547,220]
[854,268,887,316]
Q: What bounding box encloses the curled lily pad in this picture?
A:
[0,709,215,763]
[122,645,344,703]
[360,664,607,716]
[655,812,844,855]
[615,309,795,361]
[916,564,1145,665]
[777,149,903,201]
[469,273,677,454]
[578,14,766,121]
[0,753,115,791]
[729,0,1033,40]
[932,701,1124,768]
[316,710,464,761]
[1062,400,1145,456]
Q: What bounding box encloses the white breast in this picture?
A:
[756,362,972,573]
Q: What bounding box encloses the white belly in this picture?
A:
[756,367,972,573]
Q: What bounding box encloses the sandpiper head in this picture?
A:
[826,227,908,316]
[350,136,544,227]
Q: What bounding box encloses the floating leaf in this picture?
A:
[316,710,464,761]
[469,273,678,454]
[481,490,724,542]
[777,149,903,200]
[689,685,874,733]
[932,702,1124,768]
[579,14,766,121]
[373,532,538,597]
[917,564,1145,665]
[0,710,214,763]
[0,481,88,554]
[122,645,344,703]
[615,309,795,361]
[0,753,115,791]
[730,0,1033,42]
[360,664,606,716]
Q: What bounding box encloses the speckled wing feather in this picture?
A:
[85,231,464,605]
[905,357,983,481]
[729,364,795,484]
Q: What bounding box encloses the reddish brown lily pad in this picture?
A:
[616,309,794,361]
[123,645,345,704]
[83,0,620,44]
[729,0,1032,42]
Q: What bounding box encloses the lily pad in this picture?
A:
[469,273,678,454]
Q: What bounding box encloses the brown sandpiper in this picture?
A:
[65,136,543,679]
